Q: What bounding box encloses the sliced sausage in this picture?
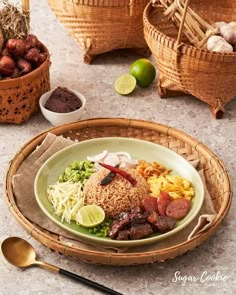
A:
[143,196,158,212]
[157,191,173,216]
[166,198,191,220]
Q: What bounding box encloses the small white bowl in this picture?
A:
[39,88,86,126]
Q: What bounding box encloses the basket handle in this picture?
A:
[22,0,30,25]
[129,0,134,16]
[176,0,191,46]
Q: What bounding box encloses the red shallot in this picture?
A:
[17,58,32,75]
[25,48,40,64]
[87,151,137,169]
[37,53,47,66]
[10,67,20,78]
[1,48,12,57]
[0,56,16,76]
[6,39,26,57]
[87,150,108,162]
[25,34,42,49]
[102,153,120,167]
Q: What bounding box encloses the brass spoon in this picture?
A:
[1,237,122,295]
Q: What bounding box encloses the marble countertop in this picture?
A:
[0,1,236,294]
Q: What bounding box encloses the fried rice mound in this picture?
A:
[83,168,149,218]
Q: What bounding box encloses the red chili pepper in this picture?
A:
[99,162,137,186]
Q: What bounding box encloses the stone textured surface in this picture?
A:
[0,1,236,294]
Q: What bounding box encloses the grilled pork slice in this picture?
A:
[109,216,130,239]
[116,230,130,240]
[129,223,153,240]
[153,215,176,232]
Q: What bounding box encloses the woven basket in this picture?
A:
[143,0,236,119]
[47,0,150,64]
[4,118,232,266]
[0,0,51,124]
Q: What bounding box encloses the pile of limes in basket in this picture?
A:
[114,58,156,95]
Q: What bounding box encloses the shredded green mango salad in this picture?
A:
[47,160,96,223]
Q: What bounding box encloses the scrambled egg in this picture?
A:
[147,175,194,200]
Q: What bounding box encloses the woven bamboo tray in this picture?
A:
[143,0,236,119]
[0,0,51,124]
[4,118,232,265]
[47,0,151,64]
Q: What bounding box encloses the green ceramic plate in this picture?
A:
[34,137,204,248]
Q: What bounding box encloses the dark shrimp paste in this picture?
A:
[45,87,82,113]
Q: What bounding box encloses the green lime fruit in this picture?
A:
[114,74,137,95]
[129,58,156,88]
[76,204,105,228]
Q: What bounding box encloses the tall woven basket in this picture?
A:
[47,0,150,64]
[143,0,236,118]
[0,0,51,124]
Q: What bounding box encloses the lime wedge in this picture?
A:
[114,74,136,95]
[76,204,105,228]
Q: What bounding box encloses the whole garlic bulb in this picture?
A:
[220,23,236,45]
[214,22,227,30]
[207,35,233,53]
[228,22,236,30]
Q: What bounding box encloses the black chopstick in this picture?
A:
[59,268,123,295]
